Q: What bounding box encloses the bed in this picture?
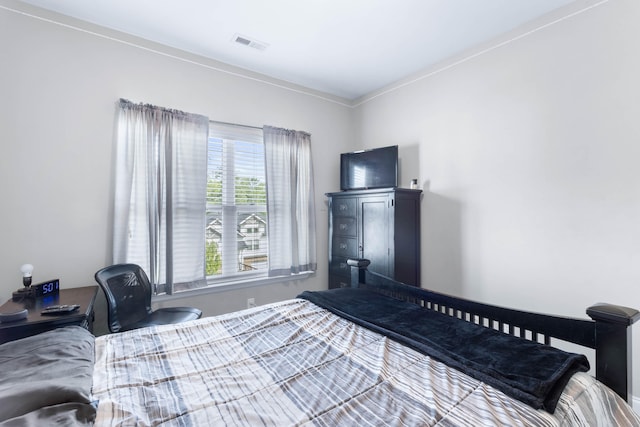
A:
[1,258,639,426]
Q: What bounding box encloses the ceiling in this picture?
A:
[18,0,579,100]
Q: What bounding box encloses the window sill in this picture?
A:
[153,271,314,302]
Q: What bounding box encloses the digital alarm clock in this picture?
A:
[32,279,60,297]
[12,279,60,300]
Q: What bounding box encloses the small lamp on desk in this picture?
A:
[21,264,33,288]
[0,264,32,322]
[11,263,35,301]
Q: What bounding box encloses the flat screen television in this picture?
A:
[340,145,398,191]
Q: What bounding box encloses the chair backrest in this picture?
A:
[94,263,154,333]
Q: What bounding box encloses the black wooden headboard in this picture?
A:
[347,258,640,403]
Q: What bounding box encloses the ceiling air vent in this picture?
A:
[232,33,269,51]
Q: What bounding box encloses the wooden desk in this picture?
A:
[0,286,98,345]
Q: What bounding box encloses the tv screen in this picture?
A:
[340,145,398,191]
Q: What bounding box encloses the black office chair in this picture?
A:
[95,263,202,333]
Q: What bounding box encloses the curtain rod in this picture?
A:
[209,119,263,131]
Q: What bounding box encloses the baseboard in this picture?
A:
[633,395,640,414]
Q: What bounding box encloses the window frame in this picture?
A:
[202,123,269,289]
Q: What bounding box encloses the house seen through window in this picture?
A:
[203,124,267,285]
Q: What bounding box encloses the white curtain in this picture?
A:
[113,99,209,293]
[264,125,317,276]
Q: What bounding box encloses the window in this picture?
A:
[201,123,267,287]
[115,101,316,296]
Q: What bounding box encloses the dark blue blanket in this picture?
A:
[298,288,589,413]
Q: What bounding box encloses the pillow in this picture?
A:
[0,326,96,426]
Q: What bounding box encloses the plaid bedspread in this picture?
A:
[92,299,640,426]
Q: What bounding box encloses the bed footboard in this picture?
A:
[347,258,640,403]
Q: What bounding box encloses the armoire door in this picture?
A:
[359,196,390,278]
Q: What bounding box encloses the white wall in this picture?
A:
[0,0,354,333]
[353,0,640,404]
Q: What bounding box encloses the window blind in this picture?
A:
[206,122,267,279]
